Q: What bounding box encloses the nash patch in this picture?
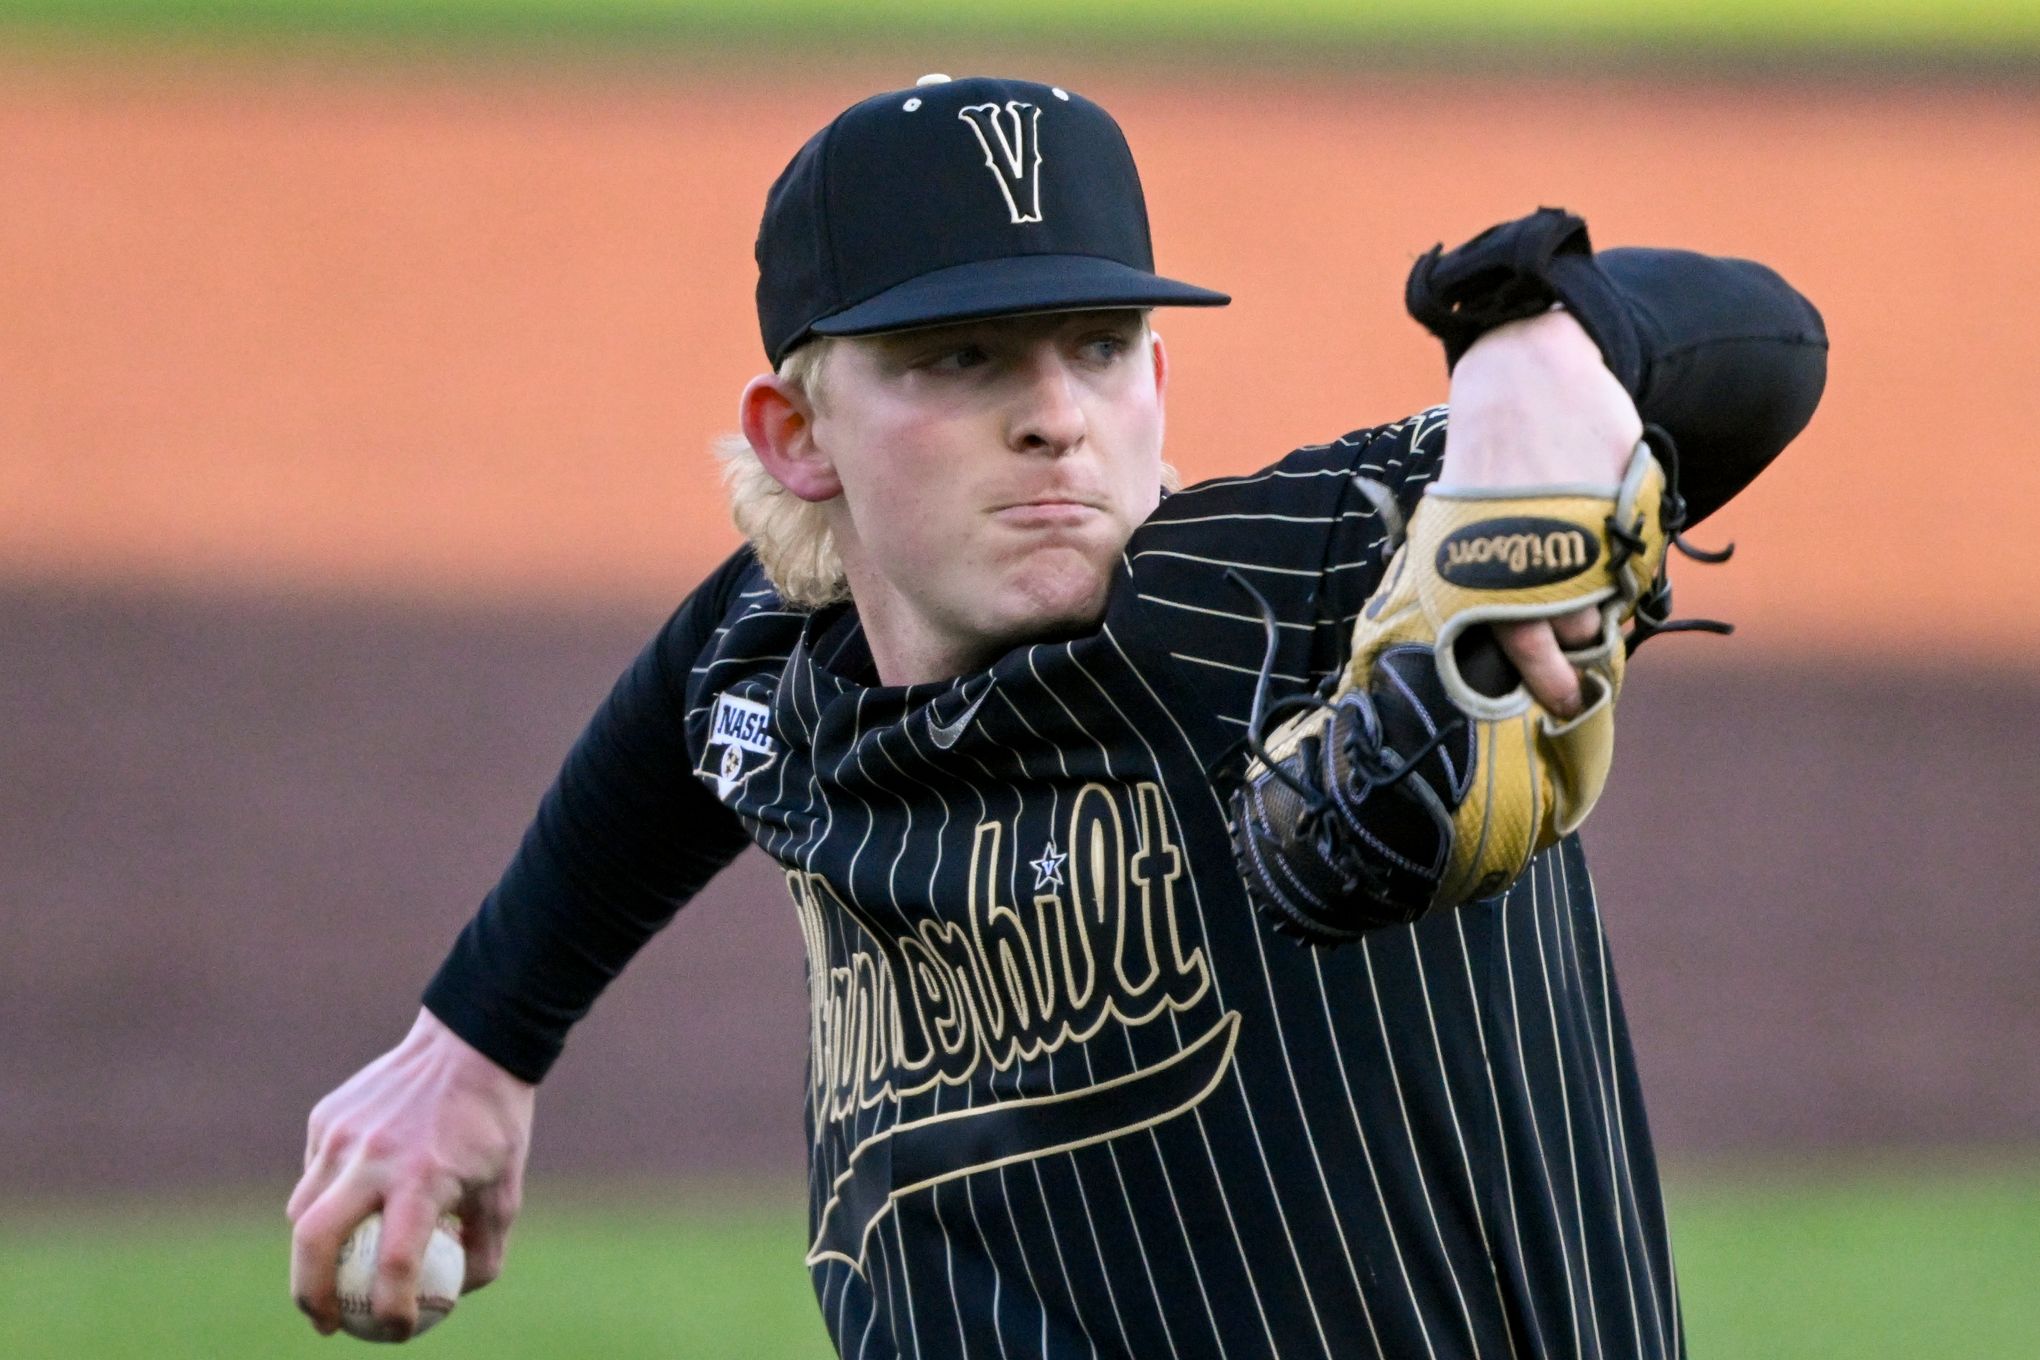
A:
[1437,517,1599,589]
[700,691,778,799]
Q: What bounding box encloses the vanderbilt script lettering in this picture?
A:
[789,780,1212,1127]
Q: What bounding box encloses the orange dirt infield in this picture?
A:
[3,55,2037,658]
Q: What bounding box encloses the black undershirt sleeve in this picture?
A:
[421,548,757,1083]
[1592,247,1827,524]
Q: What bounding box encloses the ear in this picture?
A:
[1149,328,1170,401]
[740,373,841,503]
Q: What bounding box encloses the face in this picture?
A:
[792,309,1168,681]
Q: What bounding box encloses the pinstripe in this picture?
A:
[1527,858,1604,1352]
[1668,1246,1685,1360]
[831,690,881,1352]
[928,1107,973,1357]
[976,1171,1010,1360]
[1360,936,1484,1356]
[1134,594,1318,631]
[1554,850,1646,1357]
[996,1163,1051,1358]
[893,702,981,1359]
[1163,464,1365,491]
[1580,865,1672,1360]
[1498,879,1580,1355]
[690,647,810,680]
[992,770,1055,1352]
[1406,924,1525,1360]
[1141,508,1383,528]
[860,1232,886,1360]
[913,733,1016,1360]
[1294,946,1412,1357]
[871,731,947,1360]
[998,780,1105,1360]
[1095,1047,1201,1359]
[1046,1168,1129,1359]
[1167,652,1311,684]
[1028,1064,1108,1360]
[1130,548,1383,576]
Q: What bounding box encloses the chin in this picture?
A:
[992,557,1113,640]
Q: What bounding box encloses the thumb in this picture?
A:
[1491,620,1582,720]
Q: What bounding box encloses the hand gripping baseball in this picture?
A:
[1230,433,1720,942]
[288,1008,535,1341]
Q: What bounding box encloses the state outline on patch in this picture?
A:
[700,690,780,799]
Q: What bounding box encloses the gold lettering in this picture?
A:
[788,780,1215,1130]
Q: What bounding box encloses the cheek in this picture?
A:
[1103,402,1168,515]
[833,415,975,562]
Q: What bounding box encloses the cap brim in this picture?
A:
[808,254,1229,341]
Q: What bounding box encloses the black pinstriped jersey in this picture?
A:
[424,247,1828,1359]
[683,409,1676,1360]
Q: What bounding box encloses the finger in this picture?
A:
[1552,606,1601,651]
[290,1175,381,1337]
[287,1124,348,1225]
[1492,620,1582,719]
[285,1165,327,1228]
[369,1187,449,1342]
[457,1180,521,1293]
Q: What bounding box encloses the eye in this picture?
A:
[923,344,991,373]
[1074,334,1130,369]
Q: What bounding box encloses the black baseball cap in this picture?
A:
[755,75,1230,367]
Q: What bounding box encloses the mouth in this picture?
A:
[992,498,1103,530]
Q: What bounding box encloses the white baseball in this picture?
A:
[334,1211,465,1343]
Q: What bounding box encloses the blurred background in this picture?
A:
[3,2,2037,1356]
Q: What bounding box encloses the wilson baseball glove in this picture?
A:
[1230,431,1720,943]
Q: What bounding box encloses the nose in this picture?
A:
[1006,346,1087,456]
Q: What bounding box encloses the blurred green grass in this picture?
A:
[2,1162,2035,1359]
[0,1184,833,1360]
[1666,1158,2040,1356]
[1,0,2036,61]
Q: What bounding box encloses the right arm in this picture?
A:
[420,547,760,1084]
[287,547,761,1338]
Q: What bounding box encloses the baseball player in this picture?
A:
[289,75,1826,1358]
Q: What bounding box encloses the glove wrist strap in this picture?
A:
[1404,206,1644,397]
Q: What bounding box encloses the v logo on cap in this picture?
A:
[957,101,1045,226]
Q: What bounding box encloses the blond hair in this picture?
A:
[713,339,851,609]
[715,327,1180,610]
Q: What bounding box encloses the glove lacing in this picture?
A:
[1620,424,1736,655]
[1226,427,1738,931]
[1226,568,1462,912]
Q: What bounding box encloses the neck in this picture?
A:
[829,517,989,686]
[851,588,990,687]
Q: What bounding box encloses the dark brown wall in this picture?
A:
[5,582,2032,1194]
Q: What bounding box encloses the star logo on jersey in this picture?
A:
[1029,840,1066,891]
[699,691,778,800]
